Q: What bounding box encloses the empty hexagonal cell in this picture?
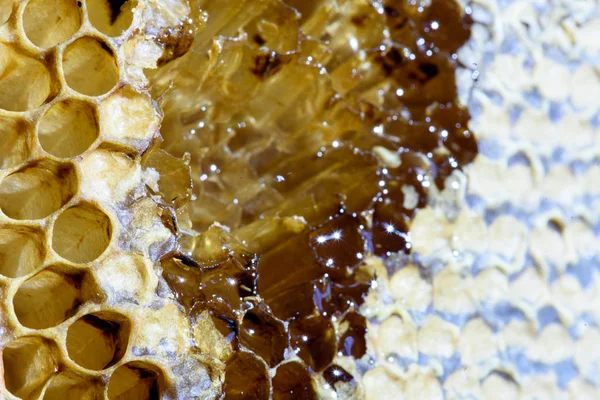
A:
[52,203,112,263]
[23,0,81,48]
[0,43,51,111]
[87,0,137,37]
[108,362,164,400]
[0,116,30,169]
[62,37,119,96]
[0,226,46,278]
[223,351,270,400]
[0,160,77,220]
[38,99,99,158]
[44,371,105,400]
[2,336,59,399]
[13,265,97,329]
[66,312,130,370]
[273,361,317,400]
[0,0,16,25]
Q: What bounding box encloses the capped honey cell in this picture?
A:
[222,351,270,400]
[273,361,318,400]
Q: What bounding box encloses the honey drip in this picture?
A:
[151,0,476,397]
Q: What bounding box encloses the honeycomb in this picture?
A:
[148,0,476,396]
[2,0,597,399]
[0,0,217,398]
[0,0,476,397]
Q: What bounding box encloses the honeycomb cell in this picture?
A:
[223,351,270,400]
[94,253,155,305]
[337,312,367,358]
[38,99,99,158]
[22,0,81,48]
[0,116,30,169]
[66,312,130,370]
[62,37,119,96]
[323,364,356,392]
[87,0,137,37]
[108,362,163,400]
[78,148,141,204]
[273,361,318,400]
[43,371,105,400]
[52,203,112,263]
[0,43,51,111]
[0,0,15,25]
[2,336,59,399]
[0,226,45,278]
[193,310,235,363]
[13,265,95,329]
[0,160,77,220]
[163,245,258,314]
[282,0,321,23]
[240,305,288,368]
[309,214,366,279]
[289,315,336,373]
[101,86,161,144]
[257,232,324,320]
[141,148,190,205]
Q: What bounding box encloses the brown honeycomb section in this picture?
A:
[37,99,100,158]
[239,304,288,368]
[289,315,337,373]
[66,311,130,370]
[0,160,77,220]
[272,361,318,400]
[51,202,112,263]
[22,0,82,48]
[147,0,475,395]
[222,351,270,399]
[62,37,119,96]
